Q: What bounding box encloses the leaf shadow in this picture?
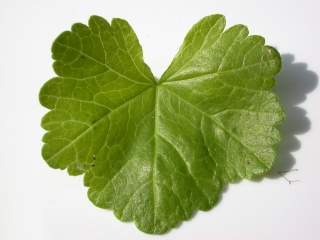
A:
[267,53,318,179]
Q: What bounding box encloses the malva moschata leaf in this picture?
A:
[39,14,284,234]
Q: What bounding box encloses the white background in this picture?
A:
[1,0,319,239]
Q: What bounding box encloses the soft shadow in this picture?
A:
[268,54,318,178]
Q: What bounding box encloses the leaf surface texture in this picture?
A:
[40,14,284,234]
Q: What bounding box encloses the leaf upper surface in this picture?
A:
[40,14,284,234]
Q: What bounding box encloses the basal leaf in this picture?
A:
[39,14,284,234]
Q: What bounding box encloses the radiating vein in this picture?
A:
[164,88,269,169]
[55,42,151,86]
[46,86,152,162]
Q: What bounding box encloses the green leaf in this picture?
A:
[39,14,284,234]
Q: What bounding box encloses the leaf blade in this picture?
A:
[40,14,284,234]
